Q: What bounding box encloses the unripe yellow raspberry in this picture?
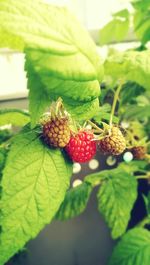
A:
[42,117,70,148]
[98,127,126,155]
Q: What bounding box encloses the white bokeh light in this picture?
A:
[106,156,117,166]
[89,159,99,170]
[72,179,83,187]
[123,152,133,162]
[73,163,81,174]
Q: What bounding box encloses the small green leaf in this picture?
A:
[104,50,150,90]
[85,170,109,187]
[99,9,129,45]
[55,182,92,220]
[93,107,119,124]
[122,105,150,120]
[119,160,148,174]
[97,168,137,239]
[134,8,150,44]
[109,228,150,265]
[0,127,72,264]
[0,109,30,127]
[113,9,130,19]
[0,129,13,145]
[120,82,145,106]
[100,20,129,46]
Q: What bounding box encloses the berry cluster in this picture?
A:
[41,100,148,163]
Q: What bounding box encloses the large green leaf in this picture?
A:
[99,9,129,45]
[0,0,103,126]
[27,66,51,127]
[97,168,137,239]
[0,127,72,264]
[104,50,150,90]
[55,182,92,220]
[109,228,150,265]
[0,147,7,176]
[25,46,101,126]
[0,109,30,127]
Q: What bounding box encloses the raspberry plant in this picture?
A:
[0,0,150,265]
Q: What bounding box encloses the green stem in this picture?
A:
[137,216,150,228]
[136,175,149,180]
[88,120,103,133]
[109,80,124,130]
[0,138,12,149]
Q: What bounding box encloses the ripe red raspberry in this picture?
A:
[42,117,70,148]
[98,126,126,155]
[65,130,96,163]
[131,146,147,160]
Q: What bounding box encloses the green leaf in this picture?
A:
[120,82,145,106]
[99,9,129,45]
[0,147,8,175]
[55,182,92,220]
[134,9,150,45]
[0,109,30,127]
[122,105,150,120]
[119,160,148,174]
[0,129,13,145]
[27,66,51,127]
[104,50,150,90]
[0,0,103,125]
[93,108,119,124]
[100,20,129,46]
[64,98,100,121]
[97,168,137,239]
[25,46,102,126]
[109,228,150,265]
[0,0,103,126]
[0,127,72,264]
[85,170,110,187]
[132,0,150,11]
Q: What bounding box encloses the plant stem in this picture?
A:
[136,175,149,180]
[109,80,124,130]
[0,138,12,149]
[88,120,103,133]
[137,216,150,227]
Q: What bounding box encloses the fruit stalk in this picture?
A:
[109,80,124,131]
